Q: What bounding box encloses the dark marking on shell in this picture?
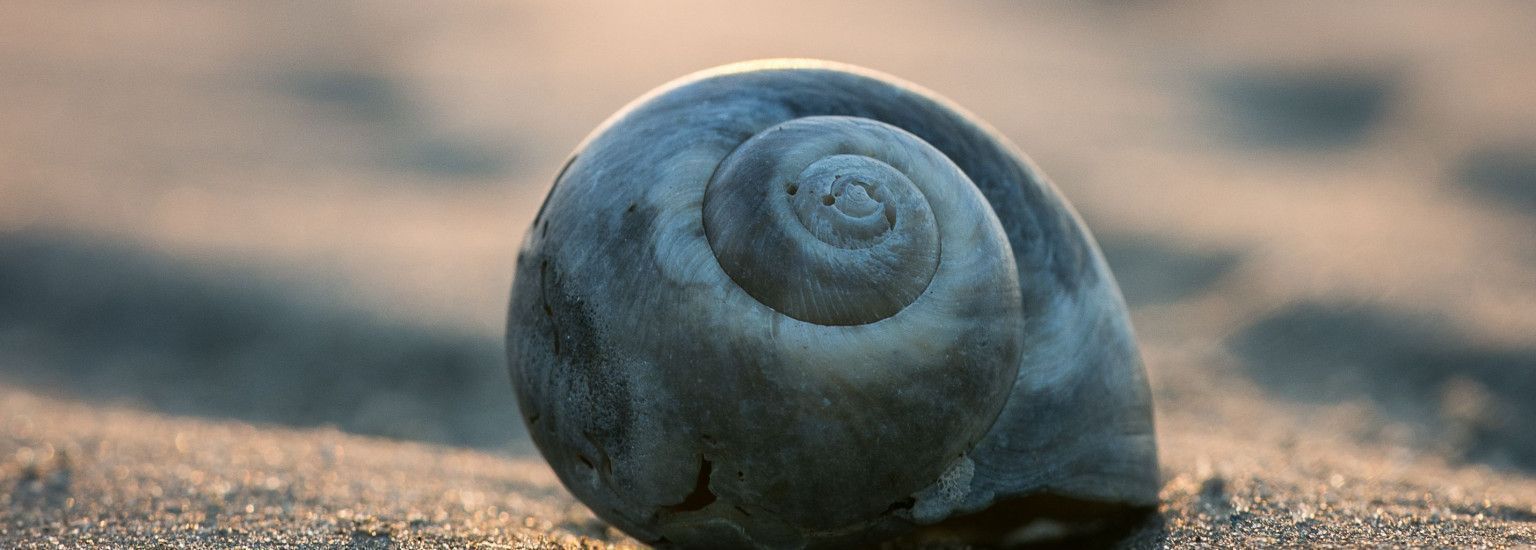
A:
[663,458,718,514]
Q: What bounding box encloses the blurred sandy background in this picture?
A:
[2,1,1535,546]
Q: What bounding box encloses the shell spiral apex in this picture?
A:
[507,59,1158,548]
[705,116,954,326]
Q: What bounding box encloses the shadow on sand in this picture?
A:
[1207,66,1398,150]
[277,68,515,180]
[0,230,522,450]
[1096,233,1243,308]
[1231,301,1536,472]
[1455,142,1536,216]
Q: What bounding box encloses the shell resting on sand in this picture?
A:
[506,60,1158,548]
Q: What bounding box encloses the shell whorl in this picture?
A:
[704,116,952,326]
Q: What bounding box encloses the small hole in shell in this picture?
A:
[822,195,835,206]
[786,183,798,195]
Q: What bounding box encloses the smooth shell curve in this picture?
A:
[507,60,1158,548]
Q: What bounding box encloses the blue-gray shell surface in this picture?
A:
[506,60,1157,548]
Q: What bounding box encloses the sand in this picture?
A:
[4,374,1534,548]
[2,1,1535,547]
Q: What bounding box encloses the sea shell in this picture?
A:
[506,59,1158,548]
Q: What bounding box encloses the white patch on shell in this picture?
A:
[911,455,976,524]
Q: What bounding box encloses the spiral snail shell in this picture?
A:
[507,60,1158,548]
